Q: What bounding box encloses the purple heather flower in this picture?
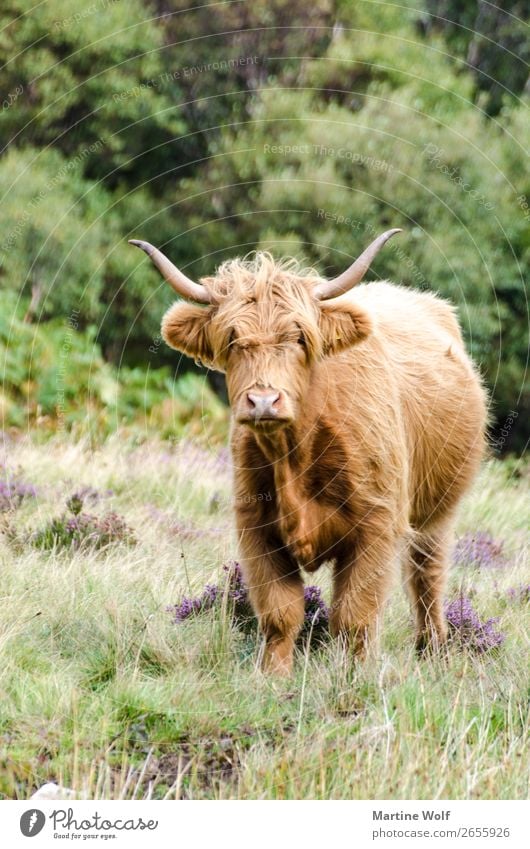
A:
[223,561,248,605]
[202,584,219,607]
[169,562,330,644]
[300,585,329,642]
[32,500,135,551]
[453,532,508,570]
[0,476,37,511]
[168,584,219,623]
[506,584,530,604]
[168,562,250,626]
[170,596,201,623]
[445,595,505,652]
[301,585,329,637]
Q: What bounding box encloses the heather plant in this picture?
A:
[170,564,508,654]
[445,595,505,653]
[169,584,220,623]
[221,562,255,630]
[168,562,254,631]
[300,585,329,641]
[506,585,530,604]
[168,562,329,643]
[31,494,135,551]
[0,474,37,512]
[452,531,509,570]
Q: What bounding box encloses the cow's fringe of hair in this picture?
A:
[202,251,324,301]
[201,251,328,361]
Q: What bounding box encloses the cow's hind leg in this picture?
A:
[405,522,451,653]
[239,529,304,676]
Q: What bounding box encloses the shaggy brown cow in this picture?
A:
[130,231,487,675]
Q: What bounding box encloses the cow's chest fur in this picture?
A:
[235,421,358,569]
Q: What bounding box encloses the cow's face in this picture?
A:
[130,230,399,429]
[160,254,372,431]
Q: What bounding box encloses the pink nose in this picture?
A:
[247,389,281,418]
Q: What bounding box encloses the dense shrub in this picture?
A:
[0,296,228,441]
[0,0,527,448]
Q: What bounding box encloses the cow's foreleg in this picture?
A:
[238,528,304,676]
[329,523,397,659]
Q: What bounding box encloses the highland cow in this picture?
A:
[130,230,487,675]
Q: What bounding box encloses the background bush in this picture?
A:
[0,0,528,449]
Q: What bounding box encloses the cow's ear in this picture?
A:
[161,302,216,367]
[318,301,372,355]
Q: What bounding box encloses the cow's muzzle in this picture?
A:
[236,387,291,427]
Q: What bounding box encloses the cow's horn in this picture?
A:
[128,240,213,304]
[314,229,402,300]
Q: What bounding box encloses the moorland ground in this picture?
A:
[1,434,528,799]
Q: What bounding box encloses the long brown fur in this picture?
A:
[161,252,487,675]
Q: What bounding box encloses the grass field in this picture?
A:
[1,434,528,800]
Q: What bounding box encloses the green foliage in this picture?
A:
[0,295,229,441]
[424,1,530,116]
[0,0,528,448]
[0,0,188,186]
[0,148,110,322]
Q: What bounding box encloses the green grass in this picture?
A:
[0,435,528,799]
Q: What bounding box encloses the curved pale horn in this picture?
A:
[314,228,402,300]
[128,239,212,304]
